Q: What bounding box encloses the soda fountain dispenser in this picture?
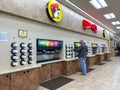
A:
[74,42,81,57]
[36,39,63,63]
[91,43,98,55]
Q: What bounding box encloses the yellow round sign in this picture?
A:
[46,0,63,22]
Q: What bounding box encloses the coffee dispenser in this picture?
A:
[36,39,63,63]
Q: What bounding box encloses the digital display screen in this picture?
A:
[74,42,81,48]
[37,39,63,50]
[91,43,98,47]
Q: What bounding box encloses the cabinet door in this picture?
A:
[38,64,52,83]
[62,60,79,75]
[51,62,62,78]
[0,74,10,90]
[11,68,38,90]
[63,61,74,75]
[77,59,81,70]
[67,61,73,75]
[72,60,78,73]
[25,68,38,90]
[11,71,27,90]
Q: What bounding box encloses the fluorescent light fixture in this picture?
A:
[89,0,108,9]
[103,13,116,19]
[111,21,120,25]
[116,27,120,29]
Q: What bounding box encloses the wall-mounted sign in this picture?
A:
[83,20,98,33]
[18,29,27,38]
[103,29,107,38]
[0,31,8,42]
[46,0,63,22]
[91,24,97,33]
[83,20,91,29]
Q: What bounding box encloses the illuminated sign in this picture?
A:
[46,0,63,22]
[83,20,91,29]
[103,30,107,38]
[83,20,98,33]
[91,24,97,33]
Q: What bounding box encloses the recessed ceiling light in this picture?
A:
[89,0,108,9]
[111,21,120,25]
[103,13,116,19]
[116,27,120,29]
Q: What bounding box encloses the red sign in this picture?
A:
[83,20,91,29]
[83,20,97,33]
[91,24,97,33]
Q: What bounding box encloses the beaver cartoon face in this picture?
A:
[53,8,60,18]
[50,3,60,18]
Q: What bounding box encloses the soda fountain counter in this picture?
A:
[36,39,66,82]
[62,42,80,75]
[86,54,96,67]
[105,52,111,60]
[96,44,105,64]
[101,44,110,61]
[86,44,96,67]
[0,0,113,88]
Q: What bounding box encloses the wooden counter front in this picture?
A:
[38,61,62,83]
[62,59,79,76]
[0,68,38,90]
[0,74,10,90]
[86,55,96,67]
[107,53,111,59]
[51,62,62,78]
[11,68,38,90]
[38,63,52,83]
[104,53,111,60]
[96,54,104,64]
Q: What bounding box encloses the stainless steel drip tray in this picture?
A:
[37,54,60,63]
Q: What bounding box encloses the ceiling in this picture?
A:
[57,0,120,36]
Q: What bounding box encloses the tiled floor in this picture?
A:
[38,57,120,90]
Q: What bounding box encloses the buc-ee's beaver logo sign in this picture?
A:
[46,0,63,22]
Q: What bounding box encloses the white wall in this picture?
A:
[0,11,109,74]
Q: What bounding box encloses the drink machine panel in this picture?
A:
[74,42,81,57]
[101,44,106,53]
[91,43,98,54]
[65,43,73,59]
[36,39,63,63]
